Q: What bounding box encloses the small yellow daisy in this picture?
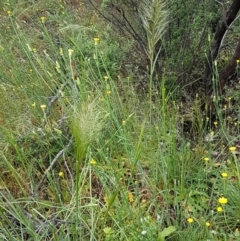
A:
[217,206,223,212]
[221,172,228,178]
[206,222,211,227]
[40,16,46,23]
[204,157,210,162]
[90,159,97,165]
[58,171,64,177]
[93,37,100,45]
[187,217,194,223]
[218,197,228,205]
[229,146,236,152]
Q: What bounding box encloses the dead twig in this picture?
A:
[34,137,73,196]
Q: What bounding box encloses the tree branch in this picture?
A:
[219,37,240,90]
[204,0,240,90]
[34,137,73,196]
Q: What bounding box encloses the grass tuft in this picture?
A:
[71,98,107,162]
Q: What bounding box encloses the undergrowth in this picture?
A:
[0,1,240,241]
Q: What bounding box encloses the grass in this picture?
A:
[0,1,240,240]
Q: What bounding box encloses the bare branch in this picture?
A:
[34,137,73,195]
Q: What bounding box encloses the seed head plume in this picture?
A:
[140,0,169,60]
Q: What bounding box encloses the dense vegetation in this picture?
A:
[0,0,240,240]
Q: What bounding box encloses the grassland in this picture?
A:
[0,1,240,240]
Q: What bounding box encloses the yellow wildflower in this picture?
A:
[221,172,228,178]
[187,217,194,224]
[122,120,126,125]
[204,157,210,162]
[106,90,111,95]
[68,49,74,57]
[218,197,228,205]
[206,222,211,227]
[40,104,46,109]
[217,206,223,212]
[128,191,134,203]
[58,171,64,177]
[93,37,100,45]
[90,159,97,165]
[236,59,240,64]
[7,10,11,16]
[40,16,46,23]
[104,76,109,81]
[229,146,236,152]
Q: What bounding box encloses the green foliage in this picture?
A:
[60,24,126,77]
[163,0,221,85]
[98,0,225,90]
[158,226,176,241]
